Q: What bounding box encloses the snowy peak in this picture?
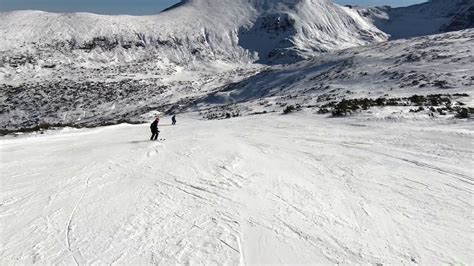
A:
[0,0,385,66]
[183,0,305,9]
[237,0,386,63]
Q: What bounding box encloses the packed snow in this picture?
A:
[1,113,473,264]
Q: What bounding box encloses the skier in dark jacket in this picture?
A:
[150,117,160,141]
[171,115,177,125]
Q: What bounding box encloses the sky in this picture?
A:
[0,0,429,15]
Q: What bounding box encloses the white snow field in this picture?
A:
[1,113,473,264]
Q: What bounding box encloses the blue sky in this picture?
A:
[0,0,428,15]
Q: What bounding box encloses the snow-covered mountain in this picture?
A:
[1,1,474,264]
[0,0,385,67]
[191,30,474,113]
[356,0,474,39]
[0,0,473,134]
[2,28,472,134]
[0,0,387,133]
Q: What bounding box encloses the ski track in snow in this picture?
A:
[0,114,473,264]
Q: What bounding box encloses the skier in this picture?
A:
[171,115,177,125]
[150,117,160,141]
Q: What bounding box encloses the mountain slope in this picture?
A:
[1,113,472,264]
[180,30,474,120]
[1,0,473,134]
[1,29,472,134]
[0,0,386,67]
[1,2,473,263]
[0,0,389,133]
[356,0,474,39]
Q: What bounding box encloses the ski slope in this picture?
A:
[1,113,472,264]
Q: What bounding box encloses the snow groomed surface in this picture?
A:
[1,113,472,264]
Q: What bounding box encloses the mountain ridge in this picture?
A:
[356,0,474,39]
[0,0,385,64]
